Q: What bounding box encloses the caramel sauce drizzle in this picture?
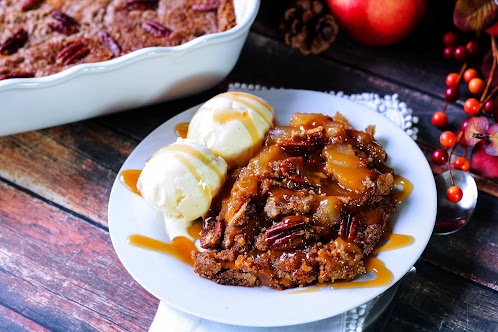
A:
[214,108,259,145]
[175,122,189,138]
[393,175,413,203]
[173,153,210,200]
[187,221,203,240]
[372,233,414,254]
[128,234,198,266]
[163,143,225,179]
[331,256,393,289]
[227,92,273,125]
[290,231,414,293]
[119,169,142,196]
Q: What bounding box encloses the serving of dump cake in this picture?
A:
[193,112,398,290]
[0,0,235,79]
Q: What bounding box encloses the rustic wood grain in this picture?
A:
[0,304,50,332]
[0,131,116,226]
[384,261,498,331]
[41,122,137,173]
[0,180,158,331]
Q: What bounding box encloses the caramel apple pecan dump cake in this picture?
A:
[193,112,398,290]
[0,0,235,80]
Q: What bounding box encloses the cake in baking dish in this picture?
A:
[0,0,235,80]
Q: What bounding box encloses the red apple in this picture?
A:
[470,141,498,178]
[326,0,426,46]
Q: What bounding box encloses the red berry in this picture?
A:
[484,100,494,113]
[461,118,470,131]
[432,148,449,166]
[444,86,460,102]
[454,46,468,61]
[463,98,481,115]
[454,157,470,171]
[443,46,454,60]
[445,72,459,87]
[463,68,478,83]
[443,32,458,46]
[432,111,448,128]
[468,78,485,95]
[446,185,463,203]
[465,40,480,56]
[440,131,456,148]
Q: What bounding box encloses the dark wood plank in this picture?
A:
[0,180,158,331]
[41,122,138,172]
[383,261,498,331]
[0,305,49,332]
[0,131,115,226]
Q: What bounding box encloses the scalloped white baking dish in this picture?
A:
[0,0,259,136]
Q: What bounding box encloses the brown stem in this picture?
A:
[481,85,498,106]
[480,36,498,103]
[441,100,449,113]
[447,131,464,186]
[457,63,468,83]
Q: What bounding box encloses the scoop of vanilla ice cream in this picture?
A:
[187,92,276,168]
[137,138,227,222]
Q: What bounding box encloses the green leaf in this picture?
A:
[453,0,498,31]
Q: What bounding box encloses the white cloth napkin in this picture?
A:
[149,87,418,332]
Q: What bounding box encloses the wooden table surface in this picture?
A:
[1,2,497,331]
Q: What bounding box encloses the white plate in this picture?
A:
[108,89,436,327]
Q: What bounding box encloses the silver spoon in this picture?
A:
[434,170,478,235]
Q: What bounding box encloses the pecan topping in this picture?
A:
[48,11,80,35]
[124,0,159,10]
[98,31,121,57]
[192,0,220,11]
[0,71,35,81]
[20,0,43,11]
[142,20,172,37]
[264,215,309,250]
[338,212,360,241]
[56,40,90,65]
[0,29,28,55]
[200,216,224,249]
[279,157,308,185]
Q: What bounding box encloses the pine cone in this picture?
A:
[280,0,338,55]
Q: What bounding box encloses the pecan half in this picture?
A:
[200,216,224,249]
[264,215,309,250]
[0,29,28,55]
[142,20,172,37]
[124,0,159,10]
[48,11,80,35]
[338,212,360,241]
[98,31,121,57]
[20,0,43,11]
[279,157,308,185]
[56,40,90,65]
[0,71,35,81]
[192,0,220,11]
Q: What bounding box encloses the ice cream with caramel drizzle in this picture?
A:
[135,92,277,237]
[187,91,276,168]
